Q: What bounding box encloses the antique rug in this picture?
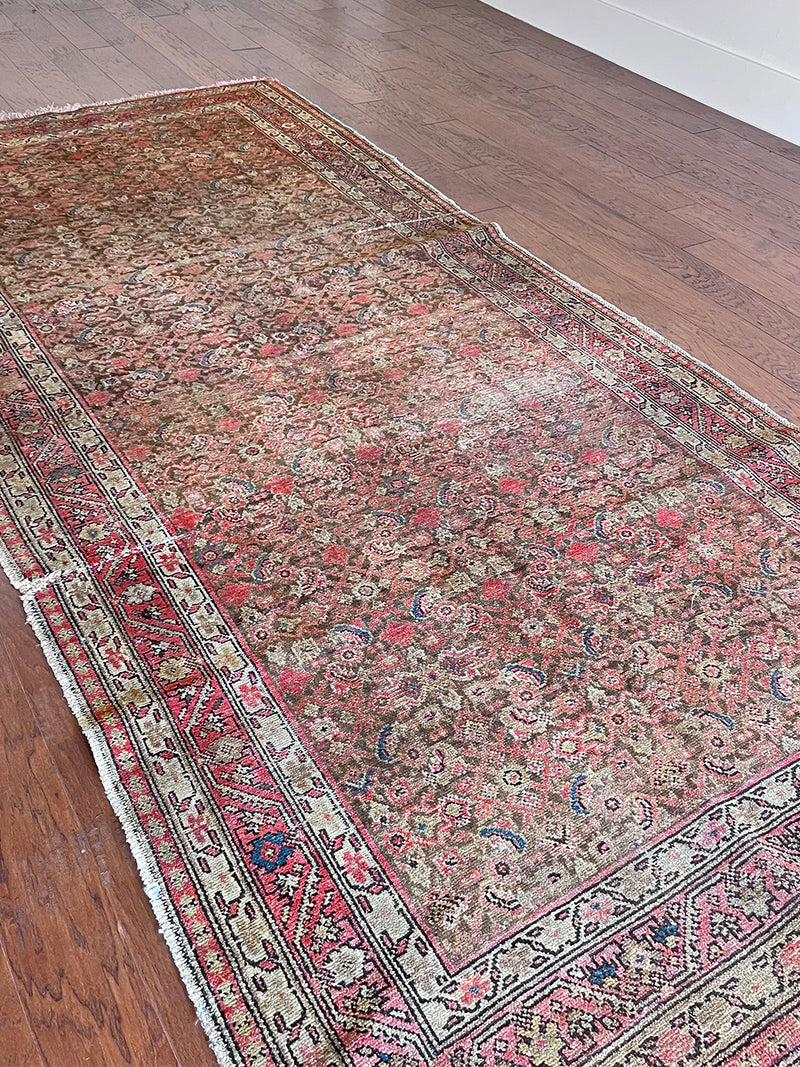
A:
[2,80,800,1067]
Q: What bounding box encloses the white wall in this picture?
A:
[484,0,800,145]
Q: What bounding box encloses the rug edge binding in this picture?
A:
[0,536,238,1067]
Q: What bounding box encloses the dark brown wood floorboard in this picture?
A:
[1,0,800,1063]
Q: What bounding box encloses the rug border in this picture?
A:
[0,545,240,1067]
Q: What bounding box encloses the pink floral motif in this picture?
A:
[779,939,800,971]
[656,507,685,528]
[171,507,202,531]
[323,545,349,566]
[84,389,112,407]
[458,973,491,1005]
[222,583,251,607]
[656,1027,695,1065]
[580,895,615,923]
[567,541,599,562]
[697,818,729,849]
[385,622,415,645]
[483,577,511,599]
[498,476,527,494]
[278,668,311,694]
[236,683,263,709]
[412,507,440,527]
[341,850,371,885]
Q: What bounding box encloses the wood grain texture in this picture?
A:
[2,0,800,1063]
[0,946,43,1067]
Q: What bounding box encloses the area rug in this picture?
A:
[2,80,800,1067]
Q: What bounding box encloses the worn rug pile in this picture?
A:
[2,80,800,1067]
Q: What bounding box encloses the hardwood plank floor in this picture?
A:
[1,1,799,1063]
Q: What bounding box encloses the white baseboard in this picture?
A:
[484,0,800,146]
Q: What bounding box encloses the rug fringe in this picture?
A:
[0,539,236,1067]
[0,77,263,121]
[251,83,800,435]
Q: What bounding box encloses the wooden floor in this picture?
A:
[1,0,800,1063]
